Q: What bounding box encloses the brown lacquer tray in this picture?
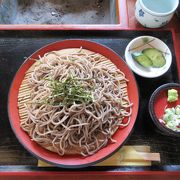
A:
[0,29,179,176]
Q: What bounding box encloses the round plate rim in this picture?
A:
[8,39,139,168]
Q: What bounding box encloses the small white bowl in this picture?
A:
[135,0,179,28]
[125,36,172,78]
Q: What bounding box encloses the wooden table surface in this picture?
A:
[0,0,180,179]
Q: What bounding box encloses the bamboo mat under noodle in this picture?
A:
[17,50,160,166]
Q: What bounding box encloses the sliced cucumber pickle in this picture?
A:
[132,52,152,68]
[142,48,166,68]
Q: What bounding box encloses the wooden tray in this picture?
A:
[0,29,179,177]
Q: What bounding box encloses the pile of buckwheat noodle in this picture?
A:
[19,48,132,156]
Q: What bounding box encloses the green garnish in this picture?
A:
[142,37,149,44]
[129,37,169,55]
[167,89,178,102]
[43,76,93,106]
[162,105,180,132]
[129,38,155,52]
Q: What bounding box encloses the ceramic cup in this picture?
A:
[135,0,179,28]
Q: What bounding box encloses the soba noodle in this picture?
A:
[19,48,132,156]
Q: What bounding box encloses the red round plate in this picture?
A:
[8,40,139,168]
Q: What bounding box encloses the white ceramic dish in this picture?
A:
[135,0,179,28]
[125,36,172,78]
